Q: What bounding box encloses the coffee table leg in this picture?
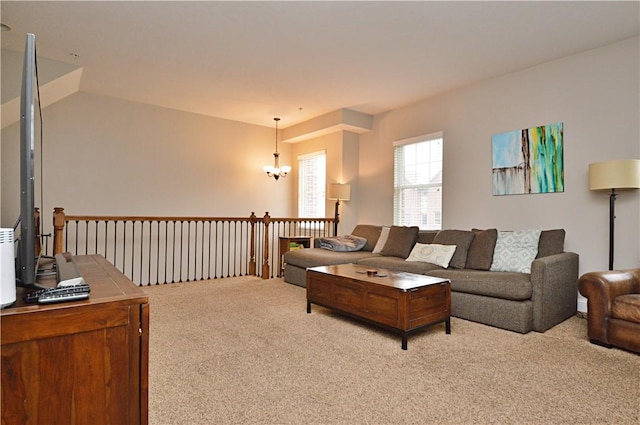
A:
[445,318,451,334]
[402,334,408,350]
[307,301,311,314]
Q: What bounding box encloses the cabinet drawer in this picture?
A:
[334,280,365,311]
[1,304,131,345]
[365,291,400,327]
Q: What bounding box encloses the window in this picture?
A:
[393,133,443,230]
[298,151,326,218]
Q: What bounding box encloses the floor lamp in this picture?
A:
[327,184,351,236]
[588,159,640,270]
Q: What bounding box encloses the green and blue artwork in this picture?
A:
[492,122,564,195]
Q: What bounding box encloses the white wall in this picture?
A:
[1,92,294,233]
[359,37,640,282]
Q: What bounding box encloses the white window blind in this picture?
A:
[298,151,326,218]
[393,133,443,230]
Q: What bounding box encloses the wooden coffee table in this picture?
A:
[306,263,451,350]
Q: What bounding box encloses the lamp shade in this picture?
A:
[588,159,640,191]
[327,183,351,201]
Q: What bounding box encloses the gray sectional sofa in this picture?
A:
[283,225,579,333]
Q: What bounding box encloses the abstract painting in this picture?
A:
[492,122,564,195]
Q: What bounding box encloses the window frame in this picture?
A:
[297,150,327,220]
[392,132,444,230]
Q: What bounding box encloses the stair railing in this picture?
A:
[52,208,333,285]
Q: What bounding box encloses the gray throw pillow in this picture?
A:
[465,228,498,270]
[433,229,475,269]
[351,225,382,252]
[380,226,419,259]
[537,229,565,258]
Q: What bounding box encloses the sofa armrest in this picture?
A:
[578,270,640,345]
[530,252,579,332]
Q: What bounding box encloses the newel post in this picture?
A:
[249,212,257,276]
[261,212,271,279]
[53,207,66,255]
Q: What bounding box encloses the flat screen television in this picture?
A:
[15,33,42,288]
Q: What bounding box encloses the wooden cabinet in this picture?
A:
[1,255,149,425]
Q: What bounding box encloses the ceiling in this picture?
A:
[1,1,638,129]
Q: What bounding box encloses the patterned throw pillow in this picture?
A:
[406,243,457,268]
[490,229,542,273]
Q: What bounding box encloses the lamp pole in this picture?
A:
[333,199,341,236]
[608,189,616,270]
[328,183,351,236]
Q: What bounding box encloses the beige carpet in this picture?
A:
[144,277,639,425]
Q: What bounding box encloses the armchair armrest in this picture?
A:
[530,252,579,332]
[578,269,640,345]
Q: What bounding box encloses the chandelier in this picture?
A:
[263,117,291,181]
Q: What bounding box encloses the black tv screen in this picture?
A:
[16,33,39,287]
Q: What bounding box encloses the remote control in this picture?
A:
[24,284,91,304]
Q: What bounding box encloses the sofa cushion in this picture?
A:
[432,229,475,269]
[537,229,565,258]
[351,225,382,252]
[416,230,438,245]
[380,226,419,259]
[406,243,457,268]
[465,228,498,270]
[611,294,640,324]
[284,248,378,269]
[357,256,443,275]
[428,269,533,301]
[372,226,390,254]
[490,228,542,273]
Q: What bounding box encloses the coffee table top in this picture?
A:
[307,263,449,291]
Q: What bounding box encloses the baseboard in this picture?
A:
[577,296,588,313]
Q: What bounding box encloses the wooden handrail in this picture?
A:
[60,215,257,222]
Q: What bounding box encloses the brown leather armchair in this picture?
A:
[578,269,640,354]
